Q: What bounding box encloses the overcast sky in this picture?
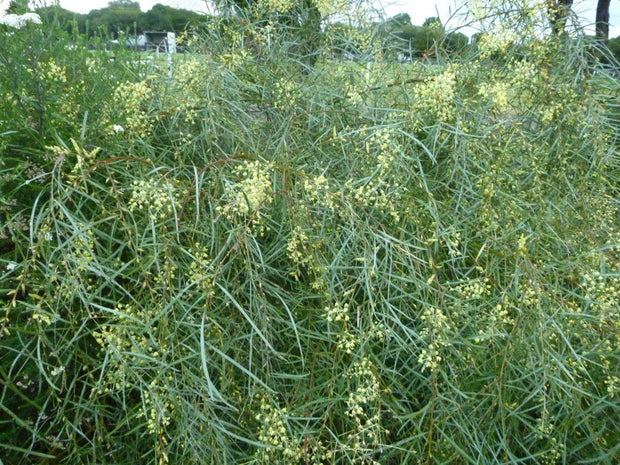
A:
[8,0,620,37]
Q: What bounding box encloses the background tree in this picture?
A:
[379,12,411,33]
[547,0,573,34]
[142,4,202,32]
[416,17,444,58]
[443,31,469,56]
[379,13,413,59]
[413,22,442,57]
[607,34,620,61]
[596,0,611,41]
[6,0,29,14]
[380,14,451,60]
[36,5,83,35]
[87,0,143,36]
[50,1,205,37]
[390,24,416,58]
[422,16,441,29]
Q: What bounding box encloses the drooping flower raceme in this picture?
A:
[218,160,273,221]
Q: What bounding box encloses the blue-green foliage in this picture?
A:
[1,4,619,465]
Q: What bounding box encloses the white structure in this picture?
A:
[0,12,41,29]
[144,32,176,54]
[166,32,176,54]
[127,34,148,50]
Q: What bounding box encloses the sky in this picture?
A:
[9,0,620,38]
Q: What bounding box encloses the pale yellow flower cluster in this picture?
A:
[140,381,175,437]
[586,193,618,231]
[337,330,359,353]
[535,389,554,441]
[414,68,457,124]
[48,218,98,278]
[477,32,515,60]
[285,172,337,283]
[323,301,350,324]
[366,127,398,175]
[606,232,620,268]
[470,0,549,47]
[217,160,273,224]
[344,357,387,459]
[439,228,462,259]
[315,0,348,16]
[418,306,453,374]
[127,178,179,222]
[109,80,154,138]
[348,178,402,222]
[478,80,510,114]
[303,174,335,210]
[92,307,140,393]
[605,375,619,398]
[273,78,299,111]
[344,26,374,57]
[453,276,492,302]
[30,308,53,326]
[188,244,215,296]
[40,59,67,84]
[510,59,538,87]
[488,303,513,328]
[36,59,85,127]
[541,438,564,465]
[219,48,250,72]
[58,139,102,186]
[473,303,514,343]
[534,397,564,465]
[583,272,620,324]
[345,87,364,106]
[323,301,359,353]
[259,0,295,13]
[346,357,380,419]
[170,56,210,126]
[251,21,275,50]
[256,0,352,22]
[67,228,96,273]
[92,301,168,401]
[332,123,405,223]
[174,56,207,93]
[287,225,310,268]
[93,322,128,359]
[519,279,541,308]
[254,396,302,463]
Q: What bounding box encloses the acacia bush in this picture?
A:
[1,1,619,464]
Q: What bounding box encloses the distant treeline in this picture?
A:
[35,0,204,37]
[607,36,620,63]
[34,0,620,64]
[377,14,469,60]
[34,1,471,59]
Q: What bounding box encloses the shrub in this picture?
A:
[1,1,619,464]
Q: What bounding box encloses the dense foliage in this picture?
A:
[1,0,619,464]
[379,14,469,59]
[35,0,204,36]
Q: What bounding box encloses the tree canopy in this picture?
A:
[35,1,205,36]
[379,14,468,60]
